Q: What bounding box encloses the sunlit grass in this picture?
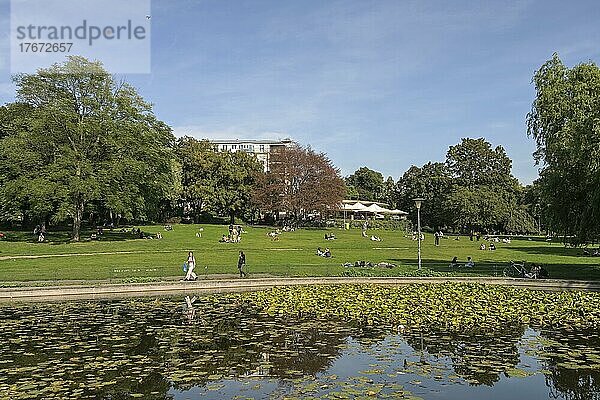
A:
[0,224,599,282]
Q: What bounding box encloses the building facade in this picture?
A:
[211,138,294,171]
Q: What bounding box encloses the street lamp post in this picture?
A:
[413,198,425,270]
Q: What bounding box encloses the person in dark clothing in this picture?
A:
[238,251,247,278]
[449,256,459,268]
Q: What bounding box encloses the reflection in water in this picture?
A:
[537,328,600,400]
[402,327,524,386]
[0,296,598,399]
[183,295,198,325]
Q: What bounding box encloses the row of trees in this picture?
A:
[2,54,597,244]
[178,137,345,224]
[0,57,346,240]
[345,138,536,234]
[345,54,600,244]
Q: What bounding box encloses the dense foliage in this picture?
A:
[177,137,263,223]
[393,138,535,233]
[0,57,175,240]
[527,53,600,245]
[252,144,346,220]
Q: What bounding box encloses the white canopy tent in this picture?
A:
[388,209,409,215]
[341,200,408,226]
[343,202,368,211]
[364,203,392,214]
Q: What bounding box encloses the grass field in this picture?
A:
[0,224,599,282]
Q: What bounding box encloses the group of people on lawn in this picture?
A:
[220,224,243,243]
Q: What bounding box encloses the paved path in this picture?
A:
[1,276,600,302]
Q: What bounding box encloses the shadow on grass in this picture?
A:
[390,258,600,281]
[1,228,152,244]
[390,258,507,277]
[506,245,589,257]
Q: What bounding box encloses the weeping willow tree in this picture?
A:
[527,53,600,246]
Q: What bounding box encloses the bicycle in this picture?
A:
[502,260,527,278]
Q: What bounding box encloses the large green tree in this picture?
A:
[444,138,528,233]
[177,137,263,223]
[527,54,600,245]
[177,137,219,221]
[210,150,264,223]
[395,162,452,229]
[0,56,175,240]
[345,167,385,202]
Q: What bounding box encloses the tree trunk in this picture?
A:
[229,212,235,224]
[72,200,84,241]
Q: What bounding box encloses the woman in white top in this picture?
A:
[185,251,197,281]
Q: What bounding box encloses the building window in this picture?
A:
[222,145,227,150]
[259,145,265,152]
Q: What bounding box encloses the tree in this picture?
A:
[0,56,175,240]
[177,137,263,223]
[527,54,600,245]
[444,138,526,233]
[395,162,452,229]
[177,137,219,222]
[446,138,513,190]
[210,150,263,223]
[253,144,345,220]
[345,167,385,202]
[382,176,396,209]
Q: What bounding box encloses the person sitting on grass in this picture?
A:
[449,256,460,268]
[584,248,600,257]
[465,257,475,268]
[362,230,368,237]
[479,243,486,250]
[376,262,396,268]
[370,235,382,241]
[489,243,496,251]
[156,232,162,239]
[219,234,229,243]
[323,248,332,258]
[316,247,325,256]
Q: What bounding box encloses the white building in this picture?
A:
[211,138,294,171]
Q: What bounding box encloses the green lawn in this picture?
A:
[0,224,599,282]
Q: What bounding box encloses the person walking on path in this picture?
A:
[184,251,197,281]
[238,251,247,278]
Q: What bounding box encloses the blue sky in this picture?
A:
[1,0,599,184]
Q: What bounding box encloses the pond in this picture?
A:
[1,285,600,399]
